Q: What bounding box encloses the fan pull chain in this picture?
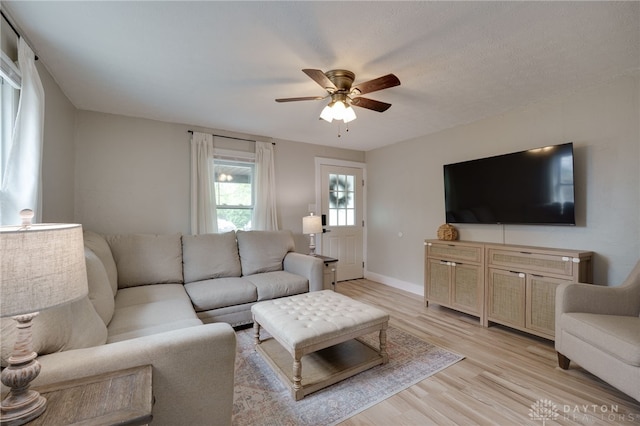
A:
[336,123,350,138]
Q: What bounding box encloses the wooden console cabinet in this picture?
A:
[425,241,485,323]
[485,244,593,339]
[424,239,593,340]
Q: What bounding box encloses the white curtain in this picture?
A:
[190,131,218,234]
[252,141,278,230]
[0,39,45,225]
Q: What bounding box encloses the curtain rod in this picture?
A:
[0,10,38,61]
[187,130,275,145]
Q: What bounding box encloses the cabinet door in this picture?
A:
[526,275,566,338]
[487,268,526,328]
[426,259,451,305]
[451,263,482,315]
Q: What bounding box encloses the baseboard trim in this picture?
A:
[363,271,424,297]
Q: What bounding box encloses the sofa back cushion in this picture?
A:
[182,232,241,283]
[236,230,295,276]
[85,247,115,325]
[84,230,118,296]
[107,234,183,288]
[1,296,107,367]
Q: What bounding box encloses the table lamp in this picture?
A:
[302,213,323,256]
[0,210,88,425]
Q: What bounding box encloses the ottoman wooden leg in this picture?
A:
[253,321,261,346]
[379,323,389,364]
[293,355,303,400]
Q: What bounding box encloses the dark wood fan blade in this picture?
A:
[351,74,400,96]
[350,97,392,112]
[302,69,337,92]
[275,96,326,103]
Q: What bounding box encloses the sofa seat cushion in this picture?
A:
[182,232,242,283]
[184,278,258,312]
[236,230,295,276]
[107,284,201,343]
[561,312,640,366]
[243,271,308,301]
[106,234,183,288]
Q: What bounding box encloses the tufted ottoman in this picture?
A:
[251,290,389,400]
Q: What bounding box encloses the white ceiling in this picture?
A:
[3,1,639,151]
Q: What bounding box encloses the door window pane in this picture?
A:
[328,173,356,226]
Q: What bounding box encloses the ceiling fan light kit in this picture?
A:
[320,96,357,123]
[276,68,400,127]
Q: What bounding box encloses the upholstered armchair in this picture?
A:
[555,259,640,401]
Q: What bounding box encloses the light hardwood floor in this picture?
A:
[335,279,640,425]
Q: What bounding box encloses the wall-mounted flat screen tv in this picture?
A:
[444,142,576,225]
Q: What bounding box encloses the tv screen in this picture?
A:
[444,143,576,225]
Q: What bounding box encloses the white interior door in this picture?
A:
[319,164,364,281]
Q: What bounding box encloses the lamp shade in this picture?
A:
[1,224,88,317]
[302,214,323,235]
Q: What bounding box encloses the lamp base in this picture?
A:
[308,233,317,256]
[0,313,47,426]
[0,391,46,426]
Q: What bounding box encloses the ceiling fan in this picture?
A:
[275,69,401,123]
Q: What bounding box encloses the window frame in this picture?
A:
[211,148,256,232]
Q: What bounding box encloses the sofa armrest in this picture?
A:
[556,281,640,317]
[283,252,324,292]
[13,323,236,426]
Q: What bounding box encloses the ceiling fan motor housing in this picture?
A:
[325,69,356,92]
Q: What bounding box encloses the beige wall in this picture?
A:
[73,111,364,252]
[39,61,76,223]
[366,72,640,289]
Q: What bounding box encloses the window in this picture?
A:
[213,157,255,232]
[0,78,19,171]
[1,52,21,182]
[328,173,356,226]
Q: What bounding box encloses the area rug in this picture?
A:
[232,326,464,426]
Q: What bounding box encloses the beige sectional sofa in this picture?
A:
[1,229,324,426]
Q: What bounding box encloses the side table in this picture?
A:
[26,365,153,426]
[314,255,339,290]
